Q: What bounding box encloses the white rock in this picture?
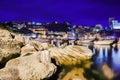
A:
[0,28,23,63]
[0,51,57,80]
[0,39,21,62]
[21,44,37,56]
[48,45,93,65]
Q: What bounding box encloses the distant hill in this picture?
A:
[45,22,70,32]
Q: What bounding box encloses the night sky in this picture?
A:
[0,0,120,26]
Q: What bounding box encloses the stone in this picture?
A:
[0,28,23,68]
[0,51,57,80]
[14,34,25,45]
[0,28,13,39]
[0,39,21,68]
[48,45,93,65]
[20,40,54,56]
[21,44,37,56]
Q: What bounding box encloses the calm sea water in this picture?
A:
[85,44,120,80]
[49,44,120,80]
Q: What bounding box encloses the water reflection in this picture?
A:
[85,44,120,80]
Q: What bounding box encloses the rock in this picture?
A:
[0,28,23,68]
[21,44,37,56]
[40,43,54,50]
[0,51,57,80]
[14,34,25,45]
[0,68,20,80]
[26,40,54,50]
[21,41,54,56]
[0,39,21,68]
[48,45,92,65]
[28,41,44,51]
[0,28,13,39]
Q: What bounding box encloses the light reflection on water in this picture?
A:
[86,44,120,80]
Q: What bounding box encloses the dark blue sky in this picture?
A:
[0,0,120,26]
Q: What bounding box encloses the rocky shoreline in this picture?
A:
[0,28,93,80]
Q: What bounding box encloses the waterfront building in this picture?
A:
[29,26,47,38]
[112,19,120,37]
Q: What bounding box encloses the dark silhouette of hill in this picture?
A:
[45,21,71,32]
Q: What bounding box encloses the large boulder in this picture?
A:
[48,45,93,65]
[0,51,57,80]
[0,28,23,68]
[0,39,22,68]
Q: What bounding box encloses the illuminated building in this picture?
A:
[112,20,120,29]
[29,27,47,35]
[29,27,48,38]
[109,17,115,30]
[111,19,120,37]
[93,24,103,32]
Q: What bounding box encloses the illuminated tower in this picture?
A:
[109,17,115,30]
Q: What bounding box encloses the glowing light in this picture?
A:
[55,21,58,24]
[36,22,42,25]
[112,20,120,29]
[32,22,35,25]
